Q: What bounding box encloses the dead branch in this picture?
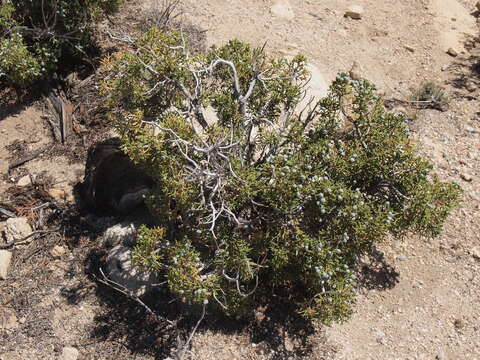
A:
[96,268,209,360]
[96,268,176,327]
[0,228,60,250]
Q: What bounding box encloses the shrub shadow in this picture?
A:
[356,247,400,291]
[56,199,327,359]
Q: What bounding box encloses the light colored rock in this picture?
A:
[465,81,476,93]
[345,5,364,20]
[470,246,480,259]
[5,217,32,242]
[303,63,329,100]
[0,250,12,280]
[103,222,137,248]
[48,188,67,202]
[61,346,79,360]
[464,125,477,133]
[446,47,458,57]
[460,173,472,182]
[349,61,363,80]
[50,245,66,258]
[17,175,31,187]
[284,336,295,352]
[203,105,220,126]
[0,308,18,330]
[106,245,160,297]
[436,352,447,360]
[271,0,295,20]
[0,221,5,240]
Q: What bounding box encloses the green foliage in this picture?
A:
[103,30,461,324]
[0,0,123,87]
[0,33,41,86]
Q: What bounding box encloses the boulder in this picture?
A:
[105,245,159,297]
[78,138,154,214]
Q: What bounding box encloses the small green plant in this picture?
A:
[0,0,123,87]
[410,81,449,111]
[102,29,461,324]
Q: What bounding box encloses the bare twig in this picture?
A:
[0,228,60,250]
[95,268,176,327]
[96,267,210,360]
[7,145,52,175]
[173,303,207,360]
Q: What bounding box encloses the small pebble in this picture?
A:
[447,47,458,57]
[436,352,447,360]
[345,5,364,20]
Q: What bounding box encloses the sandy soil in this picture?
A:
[1,0,479,359]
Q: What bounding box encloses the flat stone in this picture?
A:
[5,217,32,243]
[105,245,160,297]
[0,250,12,280]
[17,175,31,187]
[61,347,79,360]
[271,0,295,20]
[50,245,66,258]
[345,5,364,20]
[447,47,459,57]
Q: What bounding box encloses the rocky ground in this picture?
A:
[1,0,479,359]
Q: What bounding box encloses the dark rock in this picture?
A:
[78,138,154,214]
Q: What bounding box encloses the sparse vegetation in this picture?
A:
[0,0,123,87]
[410,81,449,111]
[102,30,461,324]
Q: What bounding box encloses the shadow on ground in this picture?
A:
[357,247,400,291]
[448,34,479,96]
[55,203,403,359]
